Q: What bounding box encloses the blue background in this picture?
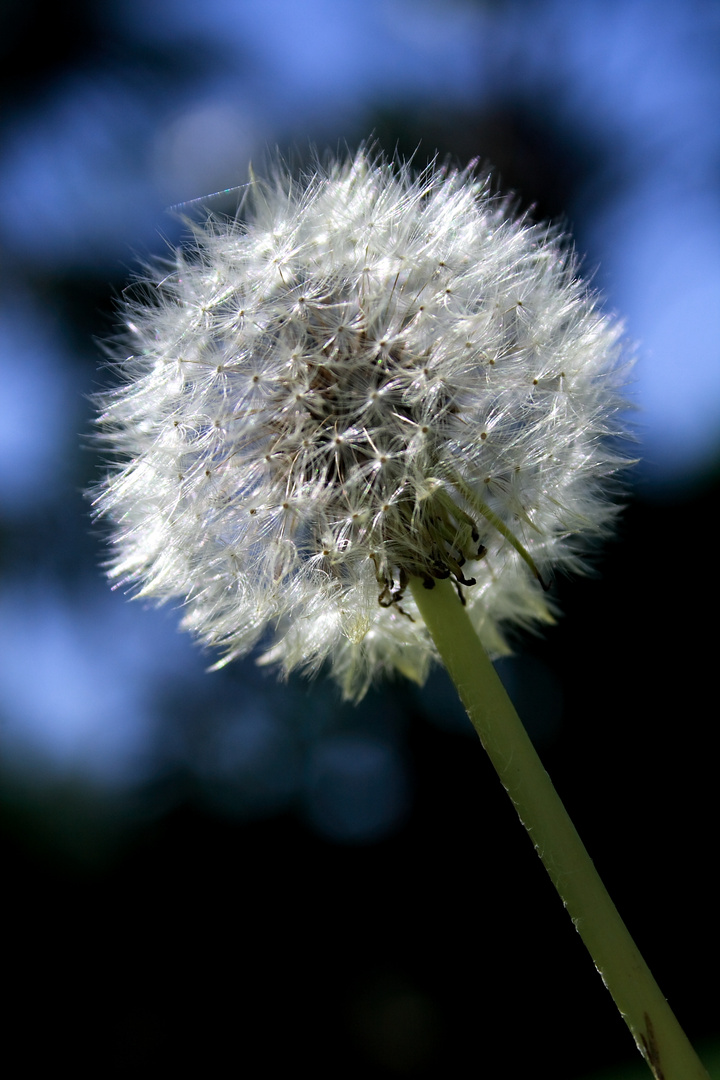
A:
[1,1,718,1076]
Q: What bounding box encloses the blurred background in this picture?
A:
[1,0,719,1075]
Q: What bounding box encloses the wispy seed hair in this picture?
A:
[92,148,630,700]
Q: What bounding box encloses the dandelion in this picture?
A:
[94,150,625,701]
[92,149,709,1080]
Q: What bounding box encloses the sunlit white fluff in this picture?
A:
[94,149,629,699]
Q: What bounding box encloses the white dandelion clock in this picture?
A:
[94,150,626,700]
[92,149,710,1080]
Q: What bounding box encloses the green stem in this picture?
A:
[409,575,710,1080]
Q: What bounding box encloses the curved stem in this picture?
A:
[446,473,544,584]
[409,575,710,1080]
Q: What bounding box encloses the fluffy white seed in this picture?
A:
[93,149,629,700]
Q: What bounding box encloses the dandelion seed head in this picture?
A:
[93,148,629,700]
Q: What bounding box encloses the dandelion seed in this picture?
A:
[92,148,628,700]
